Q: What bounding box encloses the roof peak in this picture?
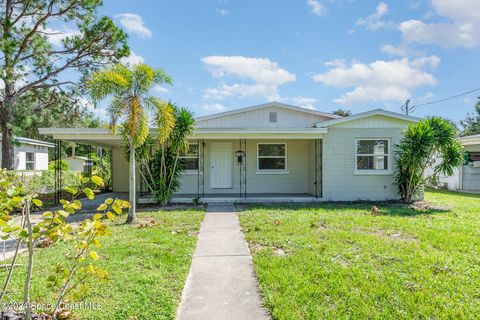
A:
[195,101,340,122]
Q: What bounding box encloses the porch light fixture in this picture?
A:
[235,150,245,164]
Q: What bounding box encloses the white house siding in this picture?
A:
[462,166,480,191]
[65,158,86,172]
[195,106,331,129]
[13,144,49,170]
[322,121,409,201]
[111,148,141,192]
[176,139,314,195]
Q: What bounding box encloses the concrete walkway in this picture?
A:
[176,204,270,320]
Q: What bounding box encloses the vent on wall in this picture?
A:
[269,111,277,123]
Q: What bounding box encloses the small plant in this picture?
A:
[192,196,202,206]
[0,171,130,320]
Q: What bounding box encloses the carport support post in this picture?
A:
[54,139,62,205]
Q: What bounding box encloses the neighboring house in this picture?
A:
[0,135,55,171]
[64,156,93,173]
[428,134,480,192]
[39,102,419,202]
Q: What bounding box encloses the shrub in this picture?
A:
[25,170,80,194]
[48,159,69,171]
[394,117,464,202]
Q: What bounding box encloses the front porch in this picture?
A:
[139,192,323,204]
[165,137,324,201]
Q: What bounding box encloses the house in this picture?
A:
[428,134,480,192]
[39,102,419,202]
[0,135,55,171]
[64,156,93,173]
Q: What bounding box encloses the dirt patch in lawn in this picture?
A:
[248,242,288,257]
[373,229,418,242]
[409,201,449,212]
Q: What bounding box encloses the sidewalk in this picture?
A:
[176,203,270,320]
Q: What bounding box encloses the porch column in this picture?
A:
[239,139,247,198]
[197,139,205,198]
[314,139,323,198]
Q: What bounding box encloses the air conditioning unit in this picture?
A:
[473,161,480,168]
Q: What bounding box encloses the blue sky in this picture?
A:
[95,0,480,122]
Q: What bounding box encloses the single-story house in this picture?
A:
[429,134,480,192]
[39,102,419,202]
[0,135,55,171]
[64,155,93,173]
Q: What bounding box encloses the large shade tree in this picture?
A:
[87,63,173,223]
[0,0,129,169]
[394,117,464,202]
[460,97,480,136]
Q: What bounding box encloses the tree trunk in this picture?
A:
[0,116,14,170]
[126,138,136,223]
[2,0,15,170]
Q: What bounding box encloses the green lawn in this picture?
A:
[239,190,480,319]
[4,208,204,320]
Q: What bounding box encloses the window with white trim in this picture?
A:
[25,152,35,170]
[257,143,287,171]
[356,139,389,171]
[179,144,199,171]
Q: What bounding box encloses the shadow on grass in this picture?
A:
[237,200,450,217]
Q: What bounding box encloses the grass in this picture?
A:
[3,208,204,320]
[238,190,480,319]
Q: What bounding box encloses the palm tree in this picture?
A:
[394,117,464,202]
[87,63,173,223]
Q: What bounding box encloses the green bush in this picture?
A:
[48,159,69,171]
[25,170,81,194]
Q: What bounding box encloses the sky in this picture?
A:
[90,0,480,123]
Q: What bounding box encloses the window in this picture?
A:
[25,152,35,170]
[257,143,287,171]
[356,139,390,172]
[269,111,277,123]
[179,144,199,172]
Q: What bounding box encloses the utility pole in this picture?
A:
[404,99,410,116]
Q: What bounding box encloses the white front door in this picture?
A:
[210,142,233,189]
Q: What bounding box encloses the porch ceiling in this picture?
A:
[38,128,122,148]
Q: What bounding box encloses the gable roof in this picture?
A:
[0,134,55,148]
[313,109,420,128]
[195,101,341,122]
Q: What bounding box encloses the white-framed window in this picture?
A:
[25,152,35,170]
[355,138,390,174]
[179,144,199,173]
[257,143,287,172]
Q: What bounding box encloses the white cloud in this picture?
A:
[116,13,152,38]
[43,27,80,47]
[153,85,169,93]
[307,0,325,16]
[398,0,480,48]
[324,59,347,68]
[313,57,439,106]
[290,97,317,110]
[201,103,226,112]
[381,44,416,57]
[399,19,480,48]
[202,55,295,100]
[215,8,229,16]
[356,2,391,30]
[120,51,144,66]
[203,83,280,101]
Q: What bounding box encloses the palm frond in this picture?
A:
[153,99,175,144]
